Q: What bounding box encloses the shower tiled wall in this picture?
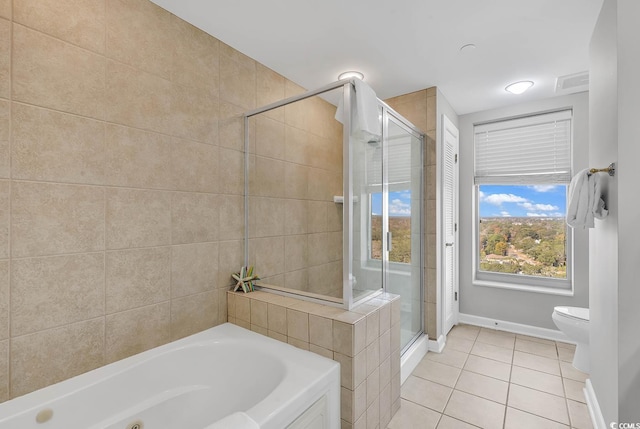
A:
[248,92,344,298]
[0,0,310,401]
[385,88,438,339]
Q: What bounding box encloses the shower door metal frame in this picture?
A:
[380,107,425,352]
[342,83,355,309]
[243,80,425,321]
[244,79,356,309]
[346,98,426,314]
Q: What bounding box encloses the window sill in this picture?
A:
[473,279,574,296]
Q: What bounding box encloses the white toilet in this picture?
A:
[552,306,589,373]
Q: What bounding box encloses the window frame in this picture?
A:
[472,110,574,294]
[473,185,573,294]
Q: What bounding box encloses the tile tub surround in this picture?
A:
[0,0,340,402]
[0,0,440,407]
[389,324,593,429]
[228,290,402,429]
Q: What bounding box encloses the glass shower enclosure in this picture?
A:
[244,80,424,351]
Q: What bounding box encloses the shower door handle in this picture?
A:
[387,231,393,252]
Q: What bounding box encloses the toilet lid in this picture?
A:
[555,306,589,321]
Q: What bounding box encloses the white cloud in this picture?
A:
[500,211,511,217]
[483,193,527,206]
[551,212,565,217]
[389,199,411,216]
[519,202,533,210]
[478,190,485,200]
[529,185,558,192]
[534,203,559,211]
[518,202,559,211]
[526,213,546,217]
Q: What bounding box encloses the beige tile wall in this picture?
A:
[0,0,440,412]
[248,88,344,298]
[228,290,402,429]
[0,0,311,401]
[385,88,438,339]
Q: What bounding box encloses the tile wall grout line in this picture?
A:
[10,90,224,149]
[11,246,178,262]
[11,21,104,59]
[10,176,232,197]
[10,314,106,342]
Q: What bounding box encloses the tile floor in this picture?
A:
[388,324,593,429]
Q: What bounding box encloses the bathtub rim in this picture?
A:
[0,323,340,429]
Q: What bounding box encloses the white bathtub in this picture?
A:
[0,323,340,429]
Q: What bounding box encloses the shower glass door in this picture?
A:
[346,86,424,352]
[383,112,423,351]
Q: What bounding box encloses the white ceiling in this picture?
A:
[150,0,603,115]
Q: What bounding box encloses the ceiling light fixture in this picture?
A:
[505,80,534,94]
[338,71,364,81]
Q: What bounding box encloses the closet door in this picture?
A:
[442,114,459,335]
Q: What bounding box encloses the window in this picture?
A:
[474,110,572,290]
[365,126,415,265]
[370,191,412,263]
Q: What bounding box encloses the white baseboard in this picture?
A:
[429,334,446,353]
[584,379,606,429]
[400,334,428,384]
[458,313,573,344]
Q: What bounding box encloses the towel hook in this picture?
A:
[589,162,615,177]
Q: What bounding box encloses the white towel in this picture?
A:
[335,78,381,142]
[591,172,609,220]
[566,169,590,228]
[566,169,608,229]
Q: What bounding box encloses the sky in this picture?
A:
[371,191,412,217]
[479,185,567,218]
[370,185,566,218]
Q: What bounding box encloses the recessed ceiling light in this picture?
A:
[338,71,364,81]
[505,80,534,94]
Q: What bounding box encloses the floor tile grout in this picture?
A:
[399,395,448,415]
[391,324,590,429]
[504,343,514,427]
[509,403,572,426]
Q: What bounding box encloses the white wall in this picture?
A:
[437,89,460,132]
[457,93,590,329]
[589,0,618,422]
[616,1,640,419]
[590,0,640,422]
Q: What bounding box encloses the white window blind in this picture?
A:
[365,137,412,186]
[474,110,572,184]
